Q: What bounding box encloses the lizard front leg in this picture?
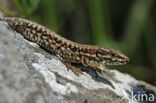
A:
[64,62,83,75]
[81,56,102,72]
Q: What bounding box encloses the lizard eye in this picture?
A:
[111,53,115,57]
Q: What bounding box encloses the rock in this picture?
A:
[0,18,156,103]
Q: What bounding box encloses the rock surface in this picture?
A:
[0,18,156,103]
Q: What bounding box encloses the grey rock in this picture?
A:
[0,18,156,103]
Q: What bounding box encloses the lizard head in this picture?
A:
[96,47,129,65]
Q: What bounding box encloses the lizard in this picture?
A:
[0,17,129,75]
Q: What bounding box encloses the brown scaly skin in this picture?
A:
[0,17,129,75]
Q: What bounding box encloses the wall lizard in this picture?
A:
[0,17,129,75]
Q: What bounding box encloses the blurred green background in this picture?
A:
[0,0,156,85]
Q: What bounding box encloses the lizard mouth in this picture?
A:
[100,57,129,65]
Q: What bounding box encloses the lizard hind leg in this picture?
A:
[64,62,83,76]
